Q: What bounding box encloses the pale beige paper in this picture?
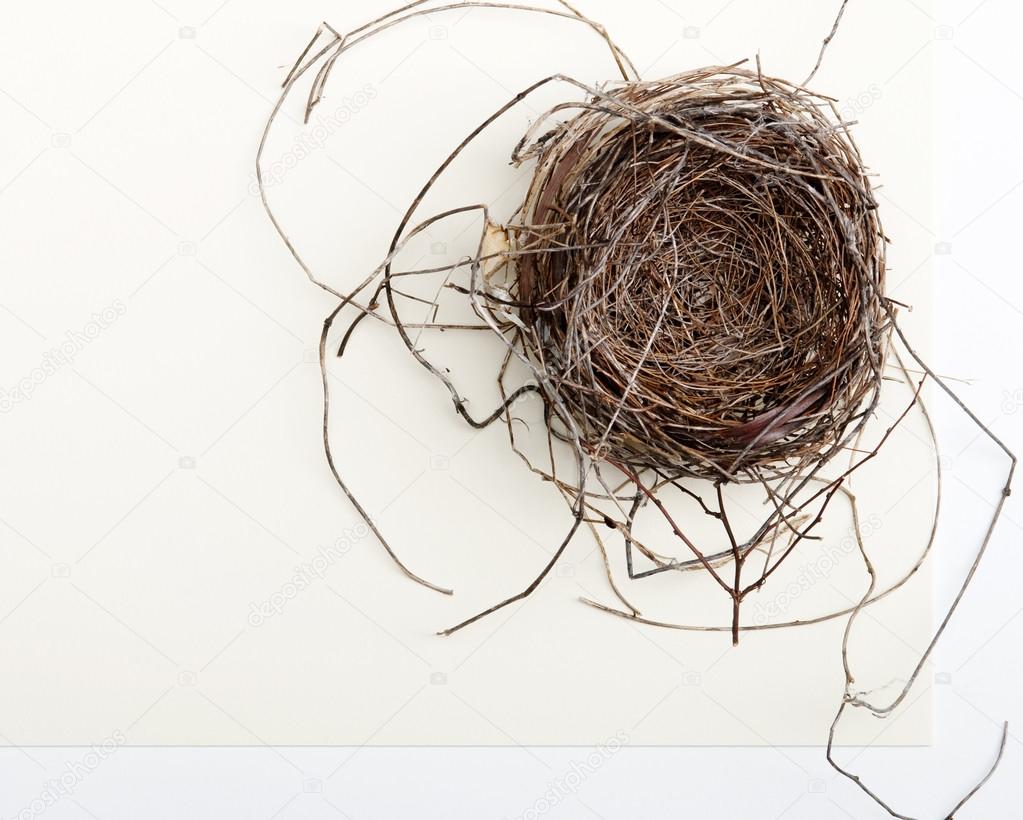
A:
[0,0,934,745]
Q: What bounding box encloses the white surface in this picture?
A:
[0,0,1020,816]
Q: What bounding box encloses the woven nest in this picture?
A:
[514,66,891,480]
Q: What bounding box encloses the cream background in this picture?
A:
[0,0,939,751]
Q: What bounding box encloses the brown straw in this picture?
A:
[514,66,889,482]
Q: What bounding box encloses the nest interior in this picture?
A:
[515,67,891,480]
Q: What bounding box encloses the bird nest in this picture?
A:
[513,67,889,480]
[258,4,1015,815]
